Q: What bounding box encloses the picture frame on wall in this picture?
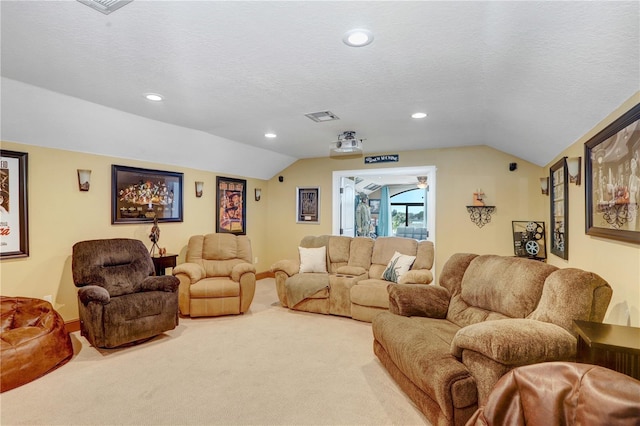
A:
[550,157,569,259]
[216,176,246,235]
[369,198,381,214]
[112,165,183,224]
[0,150,29,259]
[585,102,640,244]
[296,187,320,224]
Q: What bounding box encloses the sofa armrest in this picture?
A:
[452,319,576,366]
[231,262,257,282]
[388,283,450,318]
[399,269,433,284]
[173,262,205,284]
[77,285,110,305]
[270,259,300,277]
[140,275,180,292]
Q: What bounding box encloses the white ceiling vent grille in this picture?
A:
[78,0,133,15]
[305,111,340,123]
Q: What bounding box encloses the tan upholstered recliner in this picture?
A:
[173,233,256,317]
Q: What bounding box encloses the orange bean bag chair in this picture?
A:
[1,296,73,392]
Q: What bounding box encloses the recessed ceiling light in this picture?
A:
[411,112,427,119]
[265,133,277,138]
[343,29,374,47]
[144,93,163,101]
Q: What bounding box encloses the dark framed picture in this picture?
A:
[369,198,381,214]
[112,165,183,224]
[216,176,246,234]
[0,150,29,259]
[585,103,640,244]
[550,158,569,259]
[296,187,320,224]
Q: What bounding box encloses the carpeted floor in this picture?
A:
[0,279,429,425]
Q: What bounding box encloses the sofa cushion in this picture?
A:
[458,255,557,320]
[299,246,328,273]
[382,251,416,283]
[190,277,240,298]
[327,236,352,272]
[347,237,374,269]
[369,237,418,279]
[350,280,390,309]
[373,313,477,412]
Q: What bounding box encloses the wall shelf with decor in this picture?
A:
[466,206,496,228]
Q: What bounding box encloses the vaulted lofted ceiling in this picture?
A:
[1,1,638,179]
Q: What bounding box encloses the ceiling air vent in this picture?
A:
[305,111,340,123]
[77,0,133,15]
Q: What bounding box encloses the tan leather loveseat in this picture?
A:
[372,253,613,426]
[271,235,434,322]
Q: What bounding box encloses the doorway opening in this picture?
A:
[332,166,436,243]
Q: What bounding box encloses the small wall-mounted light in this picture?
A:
[255,188,262,202]
[77,169,91,191]
[540,177,549,195]
[195,181,204,198]
[567,157,581,185]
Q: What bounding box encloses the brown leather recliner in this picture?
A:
[1,297,73,392]
[467,362,640,425]
[173,233,256,317]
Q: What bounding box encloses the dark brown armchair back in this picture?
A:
[72,238,154,296]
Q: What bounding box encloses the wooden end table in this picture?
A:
[151,254,178,276]
[574,320,640,380]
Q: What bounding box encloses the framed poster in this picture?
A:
[0,150,29,259]
[112,165,183,224]
[216,176,246,234]
[550,158,569,259]
[585,102,640,244]
[369,198,381,214]
[296,187,320,224]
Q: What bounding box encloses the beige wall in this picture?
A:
[0,141,269,320]
[543,92,640,327]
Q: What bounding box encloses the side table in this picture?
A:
[151,254,178,276]
[574,320,640,380]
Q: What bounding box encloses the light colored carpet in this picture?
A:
[1,279,429,425]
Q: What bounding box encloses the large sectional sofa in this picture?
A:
[372,253,613,426]
[271,235,434,322]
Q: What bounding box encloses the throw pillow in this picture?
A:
[382,251,416,283]
[298,246,327,273]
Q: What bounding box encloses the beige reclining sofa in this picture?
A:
[372,253,613,426]
[271,235,434,322]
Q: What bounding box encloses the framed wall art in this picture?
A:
[112,165,183,224]
[369,198,381,214]
[296,187,320,224]
[0,150,29,259]
[585,103,640,244]
[216,176,246,234]
[550,157,569,259]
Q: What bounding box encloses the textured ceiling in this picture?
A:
[1,1,639,174]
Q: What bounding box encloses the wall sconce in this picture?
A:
[567,157,581,185]
[195,181,204,198]
[77,169,91,191]
[255,188,262,201]
[540,177,549,195]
